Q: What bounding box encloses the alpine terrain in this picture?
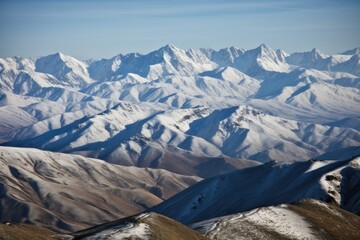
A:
[0,44,359,239]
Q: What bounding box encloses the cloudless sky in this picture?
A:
[0,0,359,59]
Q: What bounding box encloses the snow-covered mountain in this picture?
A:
[0,44,359,177]
[286,48,328,68]
[201,44,292,78]
[286,48,360,76]
[35,53,94,88]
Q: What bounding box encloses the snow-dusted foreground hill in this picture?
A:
[0,44,359,175]
[63,199,360,240]
[0,146,200,232]
[191,199,360,240]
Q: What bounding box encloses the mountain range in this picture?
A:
[1,44,359,177]
[0,44,359,239]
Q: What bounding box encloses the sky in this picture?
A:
[0,0,359,59]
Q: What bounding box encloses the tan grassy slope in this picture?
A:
[0,146,200,232]
[0,214,206,240]
[0,223,56,240]
[289,199,360,240]
[140,213,207,240]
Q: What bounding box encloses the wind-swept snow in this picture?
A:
[85,223,150,240]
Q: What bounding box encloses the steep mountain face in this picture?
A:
[0,146,200,232]
[0,44,359,178]
[150,157,360,224]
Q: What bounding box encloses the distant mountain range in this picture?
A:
[1,44,359,176]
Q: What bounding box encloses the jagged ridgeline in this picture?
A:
[0,45,359,174]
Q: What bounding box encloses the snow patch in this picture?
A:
[242,206,317,239]
[84,223,150,240]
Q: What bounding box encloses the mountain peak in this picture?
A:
[252,44,274,56]
[151,44,184,59]
[43,52,64,60]
[311,48,321,54]
[159,44,180,53]
[165,44,177,49]
[258,43,272,52]
[310,48,327,58]
[227,46,244,55]
[45,52,76,63]
[259,43,268,48]
[228,46,241,51]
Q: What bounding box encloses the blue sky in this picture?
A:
[0,0,359,59]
